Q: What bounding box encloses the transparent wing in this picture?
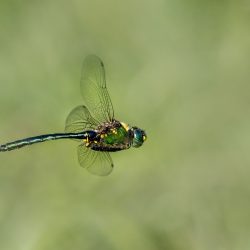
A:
[80,55,114,123]
[77,145,114,176]
[65,105,98,133]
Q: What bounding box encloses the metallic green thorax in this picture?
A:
[89,120,132,152]
[103,125,128,145]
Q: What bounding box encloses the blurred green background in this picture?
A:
[0,0,250,249]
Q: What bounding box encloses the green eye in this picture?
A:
[132,128,147,148]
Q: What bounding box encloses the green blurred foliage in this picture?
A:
[0,0,250,249]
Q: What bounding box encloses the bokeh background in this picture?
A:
[0,1,250,249]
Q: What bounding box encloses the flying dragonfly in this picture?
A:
[0,55,147,176]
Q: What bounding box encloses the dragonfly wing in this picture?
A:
[80,55,114,123]
[65,105,98,133]
[77,145,114,176]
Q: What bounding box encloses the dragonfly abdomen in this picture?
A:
[0,132,92,152]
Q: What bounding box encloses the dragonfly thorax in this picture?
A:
[87,120,133,152]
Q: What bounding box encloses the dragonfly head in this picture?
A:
[131,127,147,148]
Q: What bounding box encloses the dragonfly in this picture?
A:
[0,55,147,176]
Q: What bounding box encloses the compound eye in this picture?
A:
[132,128,146,148]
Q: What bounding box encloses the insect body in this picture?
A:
[88,120,132,152]
[0,55,147,176]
